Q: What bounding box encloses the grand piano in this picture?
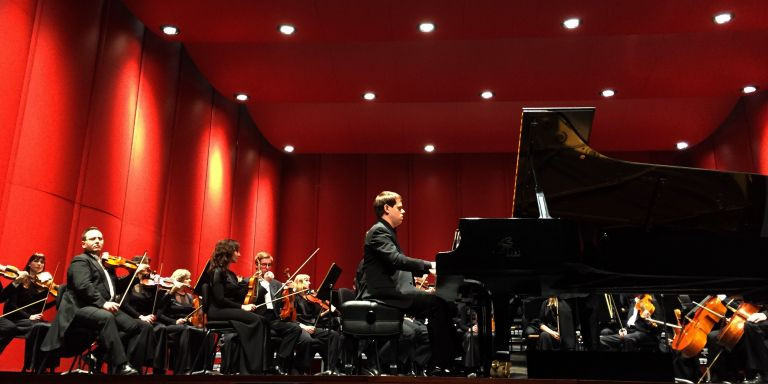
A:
[435,108,768,377]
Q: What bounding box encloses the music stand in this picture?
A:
[316,263,342,302]
[193,260,211,296]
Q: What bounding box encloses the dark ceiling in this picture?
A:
[122,0,768,154]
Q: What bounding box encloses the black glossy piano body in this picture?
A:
[436,108,768,376]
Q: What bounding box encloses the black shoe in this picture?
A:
[117,363,139,375]
[741,373,765,384]
[427,366,454,377]
[360,367,379,376]
[271,357,288,376]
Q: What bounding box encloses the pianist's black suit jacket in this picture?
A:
[41,252,128,352]
[360,219,431,308]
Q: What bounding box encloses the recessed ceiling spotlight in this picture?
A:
[161,25,179,36]
[424,144,435,153]
[362,92,376,101]
[563,18,580,29]
[676,141,689,150]
[419,22,436,33]
[713,12,733,25]
[278,24,296,35]
[283,145,295,153]
[480,90,494,100]
[742,85,758,94]
[601,89,616,98]
[234,93,249,102]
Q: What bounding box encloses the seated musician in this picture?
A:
[706,299,768,383]
[359,191,461,376]
[292,273,341,375]
[207,239,267,374]
[454,301,479,374]
[525,296,576,351]
[251,251,302,375]
[0,253,58,370]
[156,268,210,374]
[600,294,661,352]
[120,256,166,374]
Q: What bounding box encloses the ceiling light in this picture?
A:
[234,93,249,102]
[419,22,435,33]
[676,141,689,150]
[742,85,758,94]
[424,144,435,153]
[480,90,494,100]
[362,92,376,101]
[278,24,296,35]
[563,18,580,29]
[161,25,179,36]
[601,89,616,98]
[713,12,733,25]
[283,145,295,153]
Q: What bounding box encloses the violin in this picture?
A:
[0,264,21,280]
[671,296,726,358]
[30,273,59,297]
[189,295,206,328]
[304,291,331,312]
[243,259,263,305]
[635,294,656,325]
[101,255,139,271]
[140,274,175,289]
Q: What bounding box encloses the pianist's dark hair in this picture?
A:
[374,191,401,218]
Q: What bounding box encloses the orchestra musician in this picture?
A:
[40,227,148,375]
[207,239,267,375]
[525,296,576,351]
[120,257,166,374]
[358,191,461,376]
[293,273,341,375]
[705,300,768,383]
[251,251,302,375]
[156,268,210,374]
[599,293,661,352]
[0,253,58,370]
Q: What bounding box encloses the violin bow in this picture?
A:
[118,251,148,307]
[151,263,164,315]
[38,261,60,316]
[277,248,319,292]
[1,298,47,318]
[255,288,309,309]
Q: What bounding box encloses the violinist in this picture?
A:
[41,226,148,375]
[120,256,167,374]
[599,293,661,352]
[293,273,341,375]
[0,253,58,367]
[525,296,576,351]
[156,269,210,374]
[207,239,267,375]
[251,251,302,375]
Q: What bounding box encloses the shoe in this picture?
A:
[427,365,454,377]
[741,373,764,384]
[360,367,379,376]
[271,356,288,376]
[117,363,139,375]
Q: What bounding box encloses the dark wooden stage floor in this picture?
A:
[0,373,672,384]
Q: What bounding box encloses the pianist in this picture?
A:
[359,191,460,375]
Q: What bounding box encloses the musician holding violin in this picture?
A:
[41,226,150,375]
[599,293,661,352]
[156,268,210,374]
[293,273,341,375]
[206,239,267,375]
[0,252,59,369]
[249,251,302,375]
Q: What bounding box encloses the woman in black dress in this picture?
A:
[207,239,267,374]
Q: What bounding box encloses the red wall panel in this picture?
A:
[230,113,261,276]
[277,155,320,277]
[745,92,768,175]
[253,143,282,263]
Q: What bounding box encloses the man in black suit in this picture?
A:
[359,191,460,375]
[41,226,146,374]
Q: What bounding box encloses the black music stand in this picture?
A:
[193,260,211,296]
[316,263,342,302]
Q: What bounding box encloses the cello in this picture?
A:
[716,301,759,351]
[671,296,726,358]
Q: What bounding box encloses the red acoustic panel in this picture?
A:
[230,113,262,276]
[0,0,37,231]
[458,154,515,218]
[198,94,238,273]
[410,155,460,261]
[314,155,367,288]
[277,155,320,276]
[253,143,281,262]
[79,1,144,219]
[161,55,213,279]
[121,30,182,267]
[711,100,756,173]
[745,92,768,175]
